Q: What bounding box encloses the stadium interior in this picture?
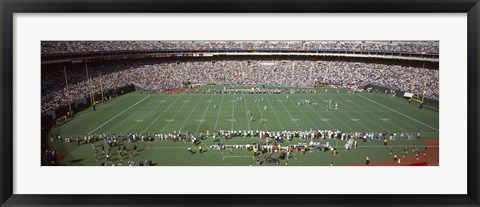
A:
[41,41,439,166]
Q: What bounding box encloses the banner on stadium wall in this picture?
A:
[403,92,414,98]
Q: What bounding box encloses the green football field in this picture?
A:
[47,86,439,166]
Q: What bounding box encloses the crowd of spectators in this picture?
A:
[42,57,439,115]
[41,147,57,166]
[41,41,439,55]
[45,128,427,165]
[42,61,145,114]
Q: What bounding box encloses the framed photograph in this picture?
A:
[1,0,479,206]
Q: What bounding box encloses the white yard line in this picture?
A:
[141,93,185,133]
[298,94,349,130]
[264,95,286,130]
[179,95,204,132]
[118,96,169,133]
[214,93,225,130]
[283,95,318,129]
[231,95,235,130]
[157,94,193,133]
[326,94,377,132]
[294,93,333,128]
[194,94,215,134]
[61,95,129,130]
[327,95,372,131]
[350,95,424,132]
[255,95,268,131]
[242,94,251,130]
[276,97,300,127]
[358,95,439,132]
[108,95,176,133]
[63,109,104,130]
[88,95,150,134]
[200,141,210,149]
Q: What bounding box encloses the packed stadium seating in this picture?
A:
[41,56,439,114]
[41,41,439,55]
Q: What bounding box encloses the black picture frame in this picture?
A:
[1,0,479,206]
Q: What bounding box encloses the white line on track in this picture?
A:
[88,95,150,134]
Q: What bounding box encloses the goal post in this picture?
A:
[408,75,429,106]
